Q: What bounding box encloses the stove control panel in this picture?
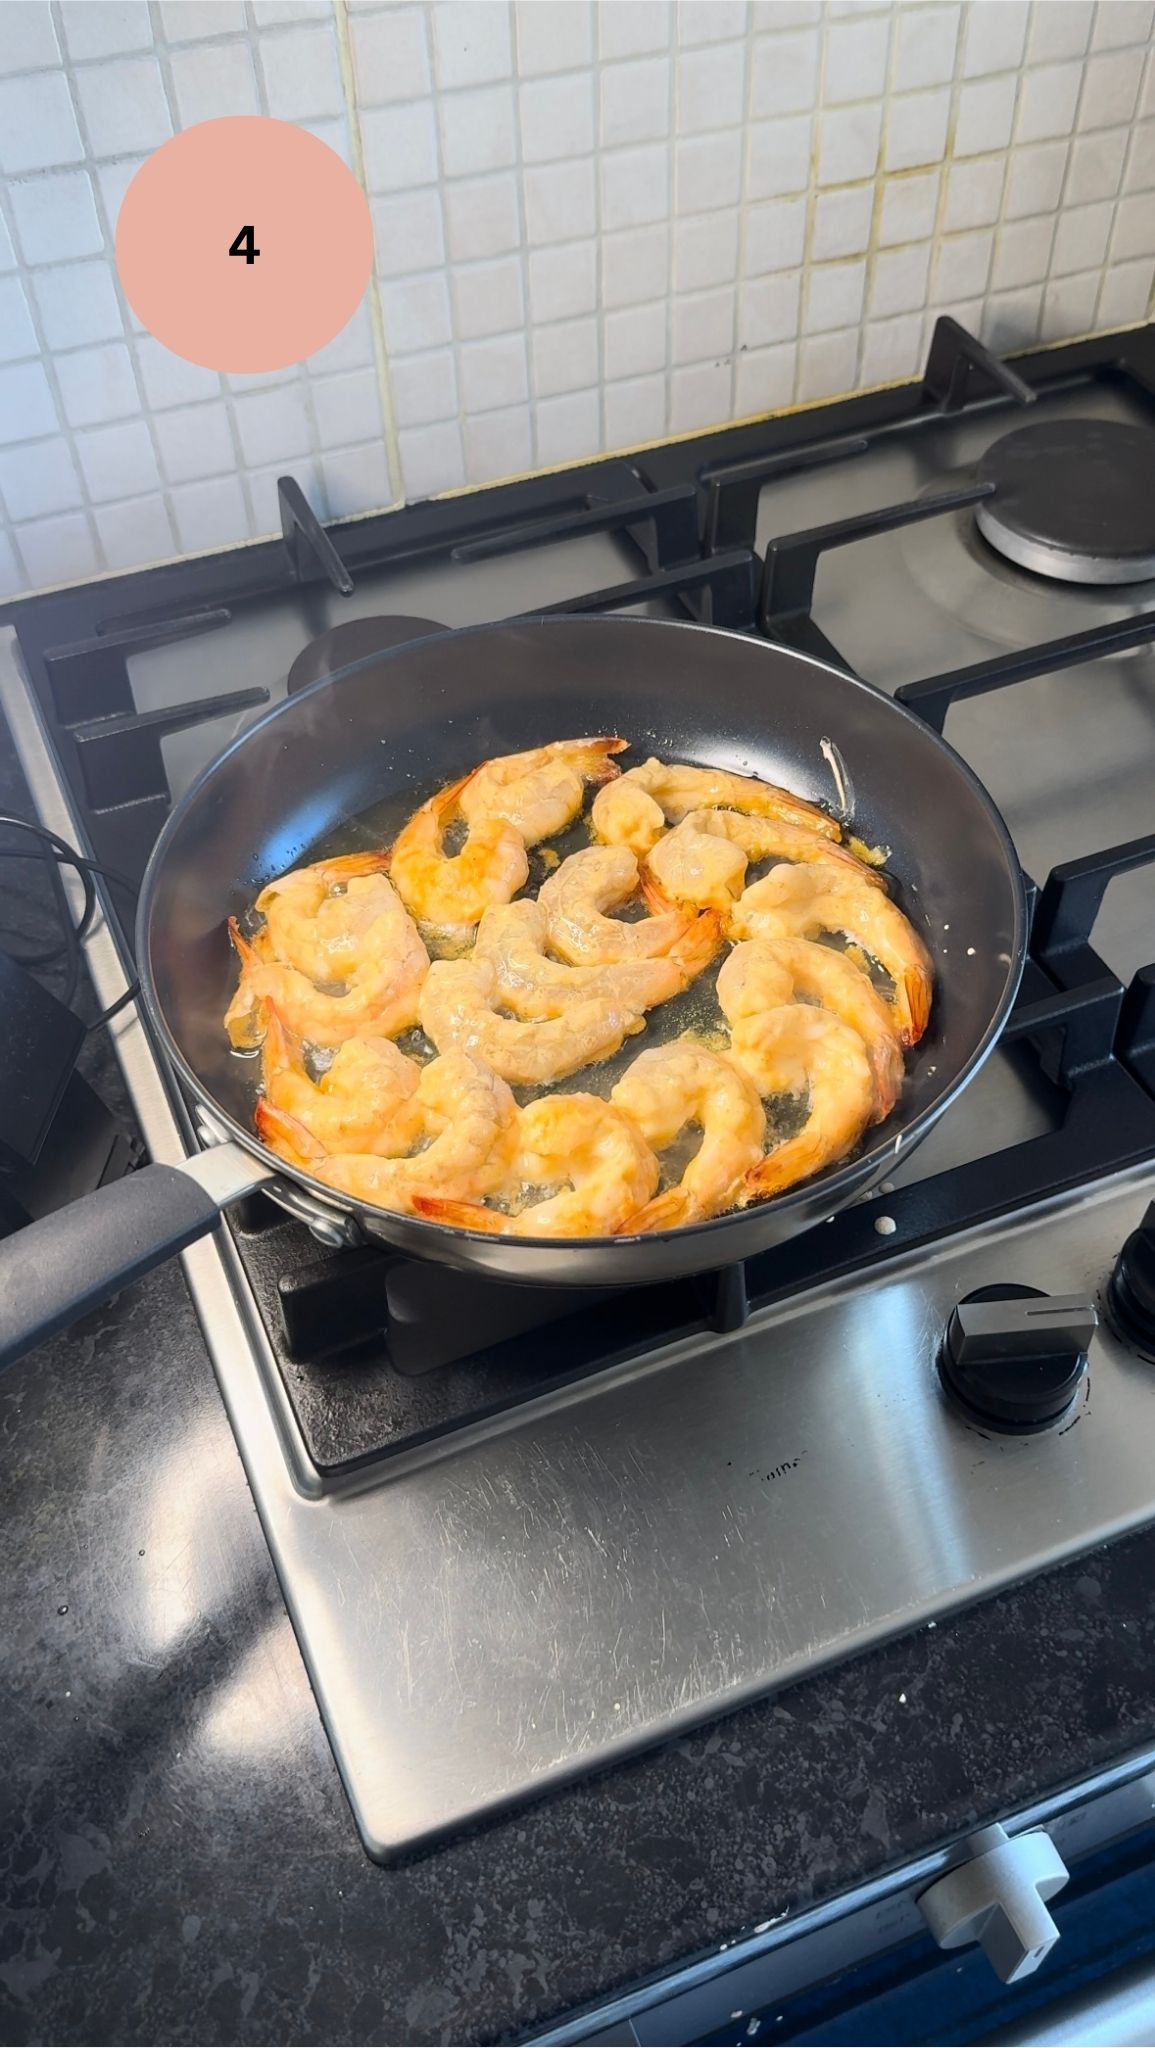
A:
[941,1284,1097,1432]
[917,1823,1070,1983]
[1108,1201,1155,1354]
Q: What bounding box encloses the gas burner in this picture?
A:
[286,613,445,693]
[975,419,1155,586]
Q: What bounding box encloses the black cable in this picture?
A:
[0,815,141,1033]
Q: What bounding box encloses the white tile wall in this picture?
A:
[0,0,1153,599]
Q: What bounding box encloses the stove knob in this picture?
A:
[940,1284,1097,1432]
[1108,1201,1155,1352]
[917,1824,1069,1984]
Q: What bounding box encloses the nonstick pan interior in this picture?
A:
[140,615,1026,1285]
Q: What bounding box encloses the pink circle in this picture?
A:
[116,117,373,374]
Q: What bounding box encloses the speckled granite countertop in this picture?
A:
[3,725,1155,2048]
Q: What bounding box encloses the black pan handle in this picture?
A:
[0,1148,268,1369]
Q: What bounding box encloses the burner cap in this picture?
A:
[975,419,1155,585]
[287,614,445,694]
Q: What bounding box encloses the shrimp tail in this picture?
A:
[869,1045,904,1121]
[742,1131,834,1202]
[639,871,723,976]
[225,917,268,1048]
[255,1100,326,1169]
[639,868,679,916]
[619,1188,697,1234]
[411,1193,507,1233]
[670,908,724,980]
[572,736,628,784]
[897,964,934,1048]
[319,848,392,880]
[260,1000,306,1083]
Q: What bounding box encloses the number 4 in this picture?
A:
[229,225,260,264]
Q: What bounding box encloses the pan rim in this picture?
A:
[137,611,1029,1255]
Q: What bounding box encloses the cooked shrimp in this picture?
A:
[419,956,647,1085]
[472,896,719,1023]
[257,1050,518,1211]
[612,1045,765,1231]
[646,809,881,913]
[717,938,903,1119]
[458,737,626,844]
[224,873,429,1050]
[389,770,529,947]
[725,1005,875,1201]
[591,755,839,857]
[255,850,392,983]
[537,844,711,967]
[730,860,933,1046]
[256,1004,421,1156]
[415,1094,659,1238]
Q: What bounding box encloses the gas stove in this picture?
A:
[3,317,1155,1862]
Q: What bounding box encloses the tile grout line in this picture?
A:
[329,0,405,512]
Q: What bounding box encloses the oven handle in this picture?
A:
[0,1146,270,1369]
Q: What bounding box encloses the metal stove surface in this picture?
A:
[4,366,1155,1858]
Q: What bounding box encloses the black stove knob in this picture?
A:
[1108,1202,1155,1352]
[941,1284,1097,1432]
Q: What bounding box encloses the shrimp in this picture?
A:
[730,860,934,1046]
[458,737,626,844]
[725,1004,875,1202]
[716,938,903,1119]
[256,1050,518,1212]
[591,755,840,857]
[256,1004,421,1156]
[224,872,429,1050]
[389,770,529,947]
[419,956,647,1086]
[255,850,392,983]
[415,1094,659,1238]
[612,1045,765,1231]
[646,809,881,913]
[536,844,713,967]
[472,896,719,1023]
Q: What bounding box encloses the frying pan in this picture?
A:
[0,615,1027,1366]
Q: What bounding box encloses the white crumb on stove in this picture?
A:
[967,945,976,955]
[927,1620,937,1629]
[875,1214,896,1235]
[899,1691,907,1703]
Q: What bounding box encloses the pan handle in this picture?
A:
[0,1145,270,1370]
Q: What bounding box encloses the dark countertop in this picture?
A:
[3,728,1155,2047]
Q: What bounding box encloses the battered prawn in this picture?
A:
[415,1094,659,1238]
[612,1045,765,1232]
[730,860,934,1046]
[724,1004,875,1202]
[716,938,903,1119]
[389,770,529,947]
[224,871,429,1049]
[256,1049,518,1211]
[536,844,713,967]
[255,1004,421,1156]
[418,956,647,1086]
[458,736,626,844]
[591,755,839,857]
[472,896,720,1023]
[255,850,393,984]
[646,809,881,913]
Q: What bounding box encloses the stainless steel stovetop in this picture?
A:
[3,368,1155,1860]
